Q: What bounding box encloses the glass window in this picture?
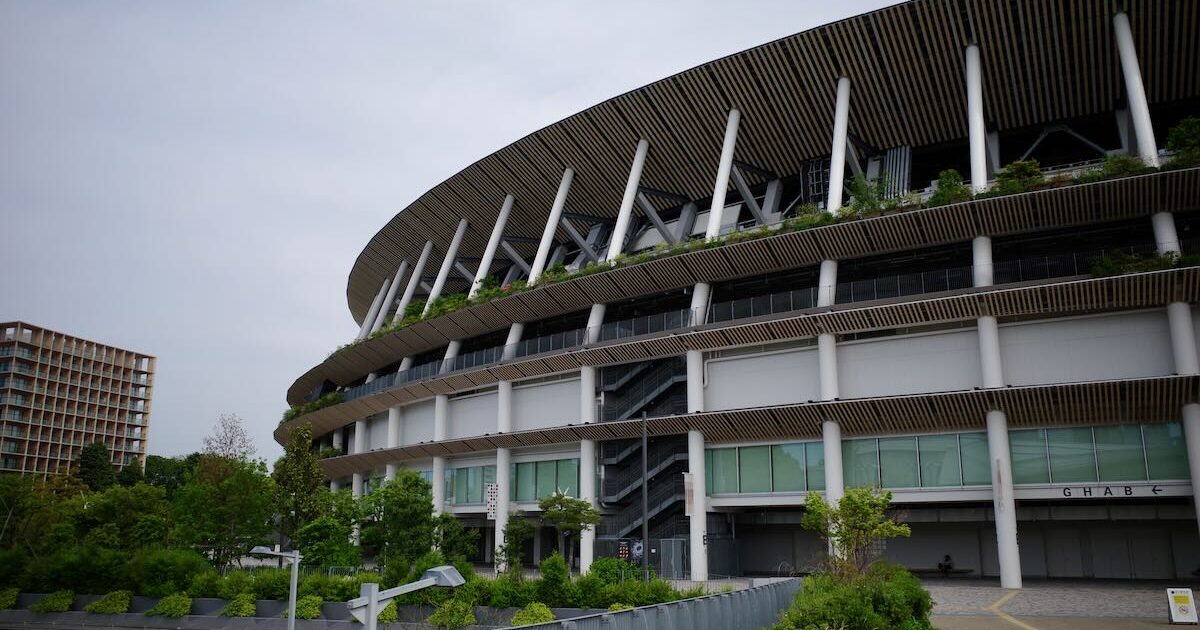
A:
[484,465,496,488]
[556,459,579,497]
[1094,425,1146,481]
[1047,427,1097,483]
[1143,422,1190,479]
[710,448,739,494]
[536,460,557,498]
[1009,429,1050,484]
[918,434,961,487]
[453,469,468,504]
[771,443,805,492]
[705,450,713,494]
[467,467,482,504]
[738,446,771,493]
[805,442,825,491]
[879,437,918,488]
[959,432,991,486]
[842,439,879,488]
[515,462,536,501]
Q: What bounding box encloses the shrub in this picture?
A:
[23,546,130,595]
[782,211,835,233]
[251,568,292,600]
[145,592,192,618]
[377,600,398,623]
[1078,154,1156,183]
[125,547,211,598]
[221,594,257,617]
[453,577,494,606]
[186,570,221,598]
[427,598,475,629]
[926,169,972,207]
[511,601,556,626]
[0,549,28,588]
[488,575,538,609]
[85,590,132,614]
[284,594,323,620]
[0,588,18,610]
[774,563,932,630]
[217,571,254,600]
[31,590,74,613]
[991,159,1044,194]
[608,603,633,612]
[536,552,574,607]
[1167,116,1200,167]
[587,557,641,585]
[1090,251,1187,277]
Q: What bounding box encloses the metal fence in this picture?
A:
[504,577,801,630]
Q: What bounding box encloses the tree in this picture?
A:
[434,513,479,562]
[497,512,535,574]
[293,516,361,568]
[272,424,326,541]
[144,454,199,498]
[801,486,911,580]
[537,491,600,568]
[172,458,274,567]
[73,483,171,551]
[116,464,145,487]
[76,442,116,491]
[363,471,434,565]
[203,413,256,461]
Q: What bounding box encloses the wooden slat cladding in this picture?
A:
[317,375,1200,478]
[278,266,1199,442]
[290,169,1199,403]
[344,0,1198,321]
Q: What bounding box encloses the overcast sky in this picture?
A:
[1,0,895,463]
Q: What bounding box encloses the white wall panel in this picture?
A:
[513,378,580,431]
[839,329,981,399]
[706,348,820,411]
[449,391,498,440]
[400,399,435,445]
[366,412,388,450]
[1000,311,1173,386]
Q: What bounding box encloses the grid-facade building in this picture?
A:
[278,0,1200,585]
[0,322,154,477]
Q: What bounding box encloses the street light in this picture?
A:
[347,566,465,630]
[250,545,302,630]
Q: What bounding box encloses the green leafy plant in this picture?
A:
[1090,251,1200,277]
[283,594,323,620]
[844,175,888,218]
[1166,116,1200,168]
[511,601,556,626]
[427,598,475,629]
[0,588,18,610]
[221,594,257,618]
[31,590,74,613]
[536,553,575,607]
[802,487,911,580]
[377,600,399,623]
[538,491,601,562]
[607,602,633,612]
[926,169,972,207]
[251,569,292,600]
[990,159,1044,195]
[1078,154,1156,183]
[281,391,344,424]
[773,563,933,630]
[145,592,192,618]
[85,590,132,614]
[217,572,254,600]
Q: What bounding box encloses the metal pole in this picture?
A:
[287,552,299,630]
[641,411,649,583]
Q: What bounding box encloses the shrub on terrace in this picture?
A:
[1166,116,1200,168]
[31,590,74,613]
[427,598,475,629]
[145,592,192,618]
[281,391,344,424]
[926,169,972,206]
[221,594,257,617]
[990,159,1044,195]
[1078,154,1156,183]
[284,594,323,620]
[511,601,556,626]
[84,590,132,614]
[774,563,933,630]
[0,588,18,610]
[1090,251,1200,277]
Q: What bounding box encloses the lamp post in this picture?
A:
[250,546,302,630]
[347,566,465,630]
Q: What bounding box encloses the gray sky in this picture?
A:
[0,0,894,462]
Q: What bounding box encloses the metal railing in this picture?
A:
[600,357,686,422]
[598,475,685,539]
[602,439,688,500]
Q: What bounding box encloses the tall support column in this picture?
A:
[964,45,989,192]
[705,109,742,239]
[972,236,994,287]
[392,241,434,325]
[1167,301,1200,540]
[821,420,844,504]
[816,259,843,504]
[432,395,448,515]
[826,77,852,212]
[351,420,367,499]
[685,282,712,581]
[385,406,402,480]
[1153,213,1182,256]
[1113,12,1160,167]
[987,409,1021,588]
[529,169,575,284]
[817,260,837,308]
[609,139,650,257]
[356,279,390,340]
[470,196,515,299]
[423,219,469,317]
[494,443,511,568]
[371,261,410,333]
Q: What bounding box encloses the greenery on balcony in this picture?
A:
[280,391,343,425]
[1091,251,1200,277]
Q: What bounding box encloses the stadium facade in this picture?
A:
[277,0,1200,586]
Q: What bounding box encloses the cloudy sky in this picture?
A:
[1,0,895,462]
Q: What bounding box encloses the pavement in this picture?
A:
[924,578,1200,629]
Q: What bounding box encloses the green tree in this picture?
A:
[434,512,479,562]
[1167,116,1200,166]
[272,424,326,541]
[116,464,145,487]
[537,491,600,568]
[293,516,361,567]
[144,454,199,498]
[497,512,535,574]
[73,483,170,551]
[172,458,274,567]
[926,169,972,207]
[801,486,911,580]
[363,471,434,565]
[76,442,116,491]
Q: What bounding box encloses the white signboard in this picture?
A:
[1168,588,1198,624]
[485,483,499,520]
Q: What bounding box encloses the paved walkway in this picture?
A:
[925,578,1199,628]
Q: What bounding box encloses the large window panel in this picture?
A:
[1009,429,1050,484]
[918,434,961,487]
[454,469,469,504]
[1094,425,1146,481]
[771,443,805,492]
[842,439,880,488]
[536,460,558,498]
[515,462,536,501]
[805,442,825,491]
[1143,422,1190,479]
[879,437,919,488]
[738,446,772,493]
[1047,427,1097,483]
[711,448,739,494]
[556,459,579,497]
[959,432,991,486]
[468,467,483,504]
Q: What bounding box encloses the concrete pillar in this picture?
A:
[432,391,449,514]
[826,77,851,212]
[1184,404,1200,541]
[432,455,446,516]
[372,261,410,333]
[973,236,994,287]
[493,320,523,569]
[423,219,469,317]
[978,316,1003,388]
[392,241,434,325]
[1167,301,1200,540]
[1113,12,1160,166]
[987,409,1022,589]
[1153,213,1181,256]
[965,44,988,191]
[815,258,843,504]
[385,406,402,480]
[494,444,511,570]
[352,472,363,499]
[705,109,742,239]
[608,139,650,259]
[357,279,390,340]
[688,429,708,581]
[470,195,515,299]
[822,420,844,504]
[330,478,340,492]
[533,526,542,564]
[817,334,839,401]
[817,260,837,308]
[529,168,575,284]
[579,438,596,572]
[332,427,343,453]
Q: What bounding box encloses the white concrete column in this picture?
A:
[826,77,851,212]
[353,420,367,497]
[608,139,650,259]
[392,241,434,325]
[579,438,596,572]
[385,406,402,480]
[529,168,575,284]
[372,261,410,333]
[818,334,839,401]
[423,219,470,317]
[705,109,742,239]
[352,472,363,499]
[816,258,843,504]
[331,427,343,452]
[1113,12,1160,167]
[817,260,838,308]
[494,444,511,570]
[432,455,446,516]
[978,316,1003,388]
[986,409,1022,588]
[821,420,844,504]
[1153,213,1181,256]
[1183,404,1200,541]
[973,236,994,288]
[964,44,988,192]
[1167,303,1198,375]
[330,478,340,492]
[357,279,390,340]
[470,195,515,299]
[688,429,708,581]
